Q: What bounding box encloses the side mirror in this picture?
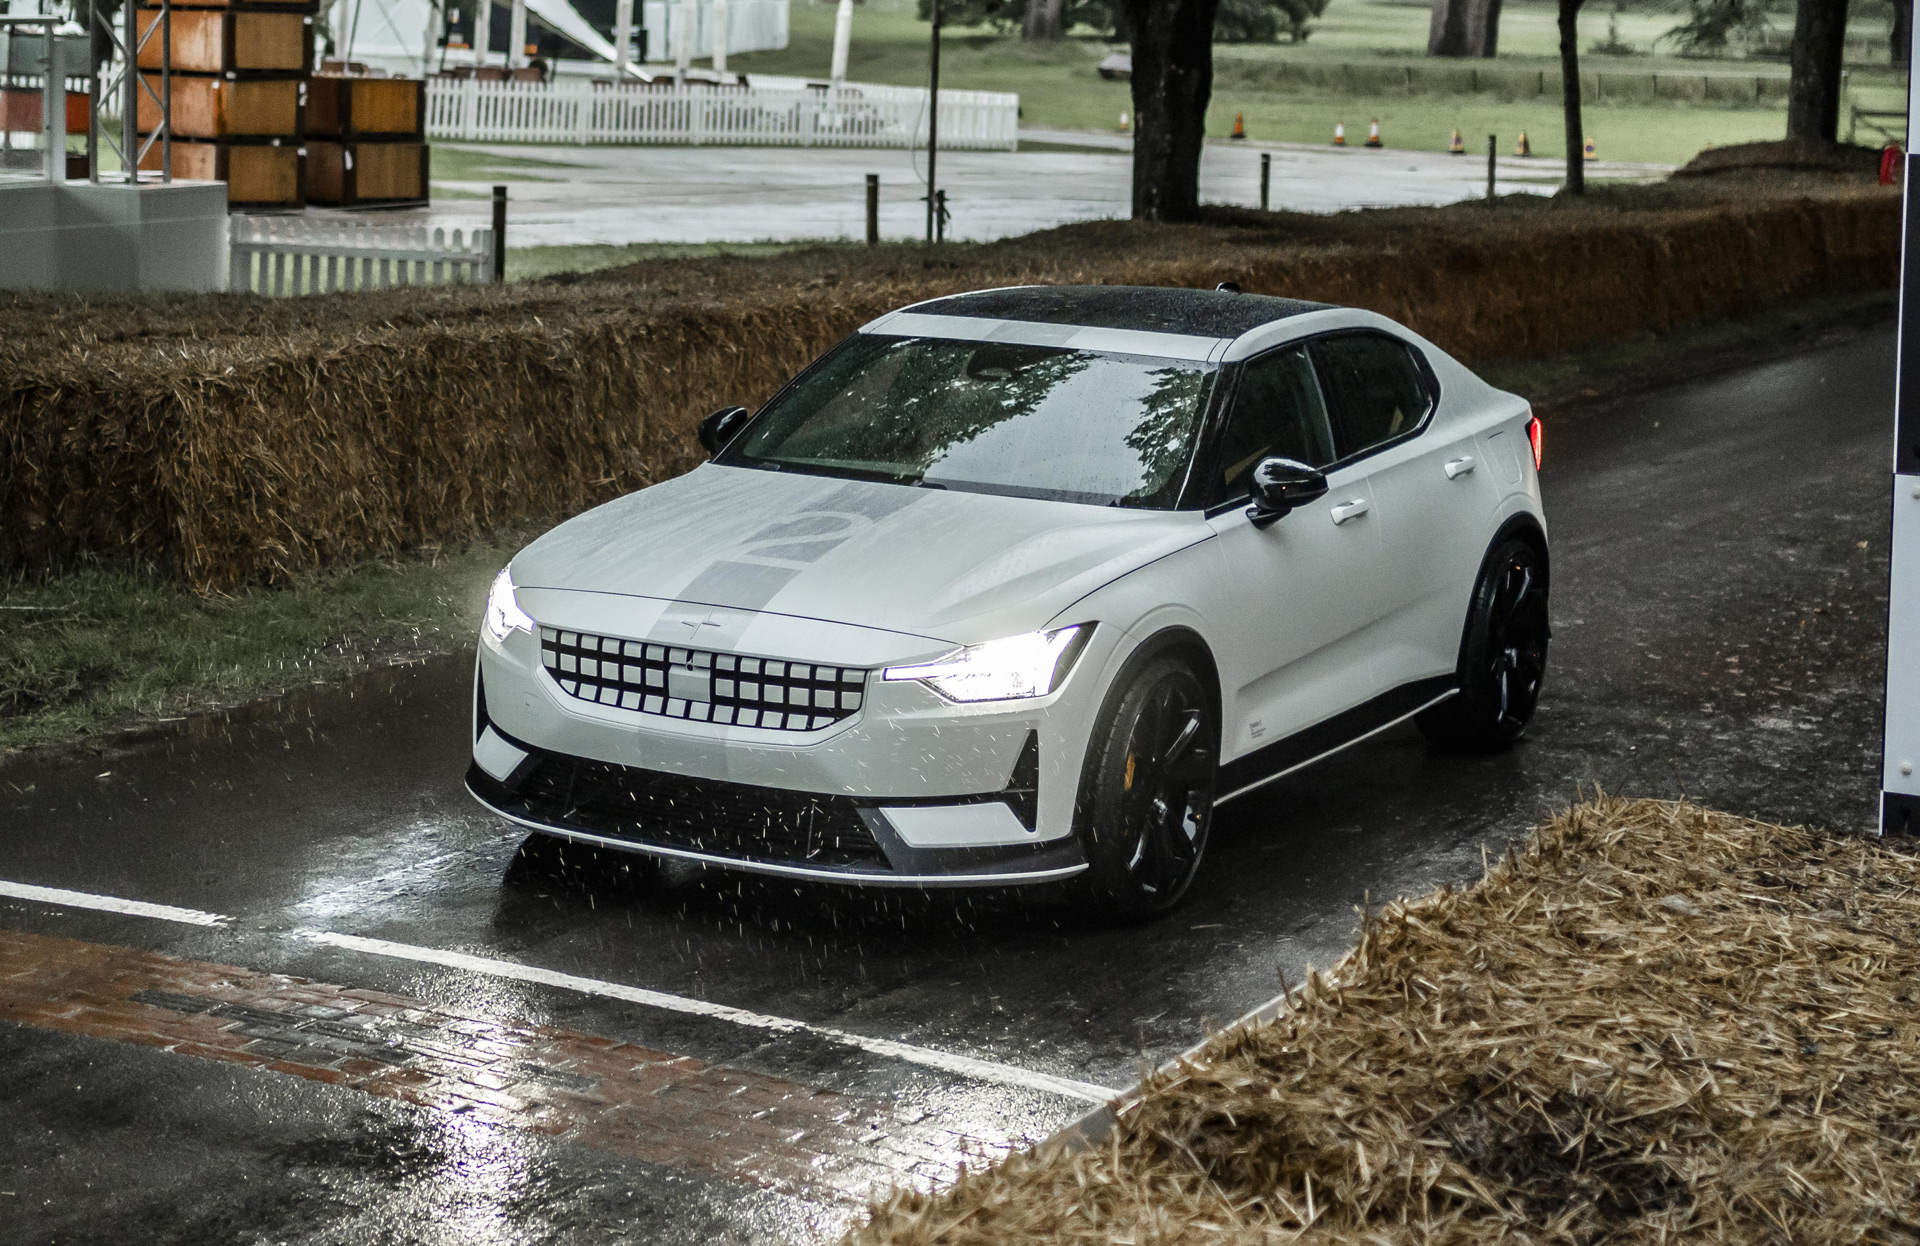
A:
[698,406,752,456]
[1247,456,1328,528]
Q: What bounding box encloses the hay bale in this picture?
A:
[1675,140,1886,180]
[0,185,1899,590]
[852,797,1920,1245]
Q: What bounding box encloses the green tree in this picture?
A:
[1215,0,1328,42]
[1661,0,1772,56]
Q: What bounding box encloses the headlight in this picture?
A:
[482,567,535,648]
[882,625,1090,703]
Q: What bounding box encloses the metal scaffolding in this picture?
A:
[90,0,171,183]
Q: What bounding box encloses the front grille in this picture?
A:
[511,754,886,866]
[539,627,867,733]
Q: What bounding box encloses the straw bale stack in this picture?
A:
[0,186,1898,591]
[852,797,1920,1245]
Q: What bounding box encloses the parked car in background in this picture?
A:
[467,285,1549,919]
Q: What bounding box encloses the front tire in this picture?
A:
[1417,535,1550,752]
[1073,655,1219,922]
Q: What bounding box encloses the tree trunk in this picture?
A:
[1787,0,1848,141]
[1559,0,1585,195]
[1468,0,1503,56]
[1023,0,1067,40]
[1894,0,1911,66]
[1429,0,1470,56]
[1121,0,1219,221]
[1429,0,1501,56]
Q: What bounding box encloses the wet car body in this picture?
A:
[467,285,1547,901]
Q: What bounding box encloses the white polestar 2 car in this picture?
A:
[468,285,1549,918]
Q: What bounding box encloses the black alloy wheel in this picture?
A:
[1076,656,1219,921]
[1418,535,1550,752]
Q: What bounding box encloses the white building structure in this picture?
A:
[326,0,787,77]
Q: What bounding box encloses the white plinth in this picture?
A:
[0,180,228,293]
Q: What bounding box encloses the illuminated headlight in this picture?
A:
[882,625,1091,703]
[482,567,535,649]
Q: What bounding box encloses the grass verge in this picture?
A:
[0,284,1892,756]
[0,538,519,754]
[851,796,1920,1244]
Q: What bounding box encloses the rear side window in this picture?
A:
[1310,333,1434,461]
[1212,346,1336,501]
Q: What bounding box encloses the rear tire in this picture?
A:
[1073,655,1219,922]
[1417,535,1550,752]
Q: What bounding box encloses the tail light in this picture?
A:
[1525,415,1543,471]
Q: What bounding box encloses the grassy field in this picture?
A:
[722,0,1905,162]
[0,542,515,753]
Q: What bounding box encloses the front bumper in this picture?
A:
[469,593,1121,886]
[465,727,1089,887]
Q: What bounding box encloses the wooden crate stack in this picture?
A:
[306,75,428,207]
[135,0,315,208]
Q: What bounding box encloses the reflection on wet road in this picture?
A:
[0,326,1895,1243]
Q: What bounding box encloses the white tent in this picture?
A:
[328,0,785,75]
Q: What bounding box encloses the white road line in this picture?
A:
[0,879,1118,1104]
[308,930,1119,1104]
[0,880,231,928]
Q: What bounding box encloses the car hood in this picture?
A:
[512,464,1210,647]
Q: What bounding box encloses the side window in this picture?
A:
[1310,334,1434,461]
[1212,347,1336,501]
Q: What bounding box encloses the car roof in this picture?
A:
[906,285,1333,338]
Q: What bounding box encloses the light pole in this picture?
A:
[1882,10,1920,835]
[925,0,941,243]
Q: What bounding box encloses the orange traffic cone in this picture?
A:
[1514,131,1532,157]
[1333,122,1346,146]
[1231,111,1247,141]
[1583,137,1597,160]
[1365,118,1382,148]
[1449,128,1465,155]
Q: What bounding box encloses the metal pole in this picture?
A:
[1258,151,1270,211]
[160,0,172,181]
[492,184,507,281]
[1486,133,1496,202]
[507,0,527,67]
[87,11,100,183]
[613,0,632,75]
[829,0,851,83]
[865,172,878,245]
[925,0,940,243]
[42,24,64,183]
[934,188,946,243]
[1880,9,1920,834]
[124,0,138,175]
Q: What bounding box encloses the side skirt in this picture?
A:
[1215,676,1458,805]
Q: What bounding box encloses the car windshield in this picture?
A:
[722,335,1217,508]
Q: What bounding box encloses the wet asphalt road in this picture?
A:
[0,324,1898,1245]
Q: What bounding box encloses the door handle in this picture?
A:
[1329,499,1371,525]
[1444,456,1476,480]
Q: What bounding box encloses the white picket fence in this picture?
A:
[230,218,495,295]
[424,76,1018,151]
